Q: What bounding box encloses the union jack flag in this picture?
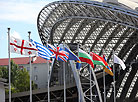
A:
[48,44,69,62]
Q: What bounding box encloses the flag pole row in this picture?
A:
[8,28,126,102]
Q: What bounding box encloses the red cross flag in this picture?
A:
[10,36,38,56]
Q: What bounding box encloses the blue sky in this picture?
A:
[0,0,56,58]
[0,0,137,58]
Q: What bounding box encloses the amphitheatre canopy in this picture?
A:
[37,0,138,66]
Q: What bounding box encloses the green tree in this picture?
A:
[0,59,37,93]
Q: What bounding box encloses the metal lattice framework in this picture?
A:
[36,0,138,102]
[37,0,138,68]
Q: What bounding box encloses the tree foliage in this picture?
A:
[0,59,36,93]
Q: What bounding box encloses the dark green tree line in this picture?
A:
[0,60,36,93]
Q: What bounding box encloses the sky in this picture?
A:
[0,0,138,59]
[0,0,56,58]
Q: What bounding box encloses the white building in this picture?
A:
[0,78,7,102]
[0,57,50,89]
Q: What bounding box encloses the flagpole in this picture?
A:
[77,42,81,102]
[113,50,116,102]
[28,31,32,102]
[8,28,11,102]
[91,66,103,102]
[63,40,66,102]
[46,37,50,102]
[89,47,92,102]
[103,69,106,102]
[103,49,106,102]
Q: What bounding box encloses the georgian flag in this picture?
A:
[10,36,38,56]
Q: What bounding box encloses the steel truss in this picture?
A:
[37,0,138,67]
[36,0,138,102]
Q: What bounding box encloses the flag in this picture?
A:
[90,52,108,66]
[31,56,37,63]
[79,48,94,68]
[103,66,113,76]
[103,55,113,76]
[10,36,37,56]
[48,44,69,62]
[90,52,113,76]
[31,39,53,60]
[113,54,126,70]
[65,47,81,69]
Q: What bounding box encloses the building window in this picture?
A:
[19,66,24,69]
[27,67,30,71]
[34,66,37,70]
[34,75,38,81]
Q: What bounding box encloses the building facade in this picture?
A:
[0,78,7,102]
[0,57,49,89]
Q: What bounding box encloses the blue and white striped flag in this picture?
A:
[30,39,53,60]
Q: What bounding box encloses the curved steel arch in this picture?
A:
[118,30,138,59]
[37,0,138,102]
[125,44,138,64]
[37,0,138,67]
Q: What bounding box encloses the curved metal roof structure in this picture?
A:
[37,0,138,67]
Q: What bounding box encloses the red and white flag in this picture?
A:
[10,36,38,56]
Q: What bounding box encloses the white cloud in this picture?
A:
[11,31,21,39]
[119,0,138,9]
[0,0,50,24]
[129,0,138,3]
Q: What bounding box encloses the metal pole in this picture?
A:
[69,60,86,102]
[63,41,66,102]
[103,70,106,102]
[28,31,32,102]
[46,37,50,102]
[113,50,116,102]
[91,68,103,102]
[89,47,92,102]
[8,28,11,102]
[77,42,81,102]
[103,50,106,102]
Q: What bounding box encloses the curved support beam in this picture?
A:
[90,22,112,51]
[107,27,131,61]
[59,19,80,44]
[125,44,138,64]
[50,19,67,44]
[82,20,101,45]
[118,30,138,59]
[99,24,121,55]
[38,4,62,39]
[71,19,92,43]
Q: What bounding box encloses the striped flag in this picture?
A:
[79,48,94,68]
[90,52,113,76]
[31,39,53,60]
[90,52,108,66]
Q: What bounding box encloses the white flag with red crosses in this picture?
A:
[10,36,38,56]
